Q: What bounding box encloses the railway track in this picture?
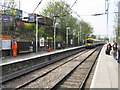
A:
[2,48,86,88]
[2,46,102,89]
[52,46,101,89]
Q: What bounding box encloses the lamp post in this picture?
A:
[35,15,41,52]
[53,21,56,50]
[36,15,38,52]
[78,28,80,46]
[105,0,109,41]
[80,25,82,45]
[66,27,70,48]
[53,16,58,50]
[53,16,59,50]
[73,30,75,47]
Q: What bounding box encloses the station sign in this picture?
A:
[0,35,12,50]
[28,14,35,22]
[4,9,22,16]
[47,37,53,39]
[0,15,10,23]
[3,16,10,22]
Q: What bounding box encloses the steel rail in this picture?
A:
[3,49,87,89]
[15,49,87,89]
[79,46,102,89]
[50,47,100,90]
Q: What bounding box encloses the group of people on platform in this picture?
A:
[106,42,120,63]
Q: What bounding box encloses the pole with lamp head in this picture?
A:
[53,16,59,50]
[32,0,43,52]
[36,14,38,52]
[66,27,70,48]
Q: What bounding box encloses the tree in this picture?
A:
[41,1,75,42]
[80,21,93,41]
[41,0,94,44]
[114,1,120,43]
[38,27,45,37]
[91,34,97,39]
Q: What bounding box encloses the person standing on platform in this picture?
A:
[112,42,118,59]
[58,43,61,49]
[106,43,112,55]
[47,46,51,52]
[12,39,18,57]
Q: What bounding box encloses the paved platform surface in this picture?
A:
[0,46,84,66]
[90,44,119,89]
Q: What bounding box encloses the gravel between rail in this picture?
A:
[52,46,101,89]
[2,49,87,88]
[23,48,98,88]
[2,46,102,89]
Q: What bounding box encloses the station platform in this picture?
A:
[90,44,119,89]
[0,46,84,66]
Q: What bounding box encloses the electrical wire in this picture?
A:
[53,1,72,17]
[63,2,82,19]
[71,0,78,8]
[105,0,110,14]
[33,0,43,13]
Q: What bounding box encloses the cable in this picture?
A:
[33,0,43,13]
[71,0,78,8]
[53,1,72,17]
[105,0,110,14]
[55,2,71,14]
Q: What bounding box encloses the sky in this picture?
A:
[1,0,119,39]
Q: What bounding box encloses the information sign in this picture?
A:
[47,37,53,39]
[40,37,44,46]
[0,36,11,50]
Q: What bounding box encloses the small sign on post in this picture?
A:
[0,35,11,50]
[39,37,44,47]
[47,37,53,39]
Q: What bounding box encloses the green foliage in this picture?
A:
[115,26,120,42]
[91,34,96,39]
[41,0,94,42]
[5,0,94,42]
[114,1,120,43]
[103,37,109,41]
[56,35,63,42]
[38,27,45,37]
[24,23,34,30]
[80,21,93,40]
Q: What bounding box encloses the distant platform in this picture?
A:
[90,44,118,88]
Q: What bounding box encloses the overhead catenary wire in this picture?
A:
[71,0,78,8]
[64,2,82,19]
[54,1,72,16]
[1,0,117,17]
[105,0,110,14]
[54,1,81,19]
[1,3,117,17]
[33,0,43,13]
